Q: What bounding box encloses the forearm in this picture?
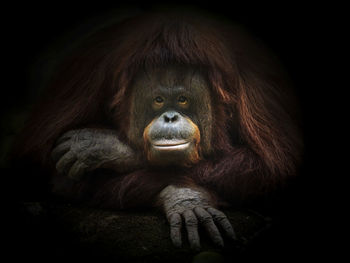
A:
[100,151,144,174]
[191,147,275,204]
[91,169,172,209]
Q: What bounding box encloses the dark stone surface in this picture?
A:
[13,201,272,263]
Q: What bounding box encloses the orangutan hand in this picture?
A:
[51,128,140,180]
[158,185,236,250]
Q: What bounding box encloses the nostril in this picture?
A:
[164,115,170,122]
[163,112,179,123]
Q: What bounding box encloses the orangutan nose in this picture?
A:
[162,111,180,123]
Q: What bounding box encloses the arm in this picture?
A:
[51,128,236,249]
[155,147,277,249]
[191,146,285,205]
[51,168,170,209]
[50,128,175,210]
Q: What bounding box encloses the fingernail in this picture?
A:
[174,241,182,248]
[216,239,224,247]
[230,231,237,240]
[191,244,201,251]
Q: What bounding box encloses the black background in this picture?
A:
[1,1,340,261]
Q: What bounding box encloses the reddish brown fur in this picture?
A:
[11,10,303,208]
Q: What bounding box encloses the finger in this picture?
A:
[51,141,71,162]
[207,207,236,240]
[182,210,200,250]
[168,213,182,248]
[67,161,89,181]
[56,151,77,175]
[56,130,79,145]
[194,207,224,247]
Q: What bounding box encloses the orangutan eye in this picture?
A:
[154,96,164,104]
[153,96,165,110]
[178,96,188,104]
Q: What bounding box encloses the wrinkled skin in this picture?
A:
[52,128,140,180]
[158,185,236,250]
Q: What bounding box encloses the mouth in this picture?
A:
[152,140,190,150]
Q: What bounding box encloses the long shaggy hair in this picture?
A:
[12,10,303,205]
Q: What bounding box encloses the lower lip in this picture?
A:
[153,142,190,150]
